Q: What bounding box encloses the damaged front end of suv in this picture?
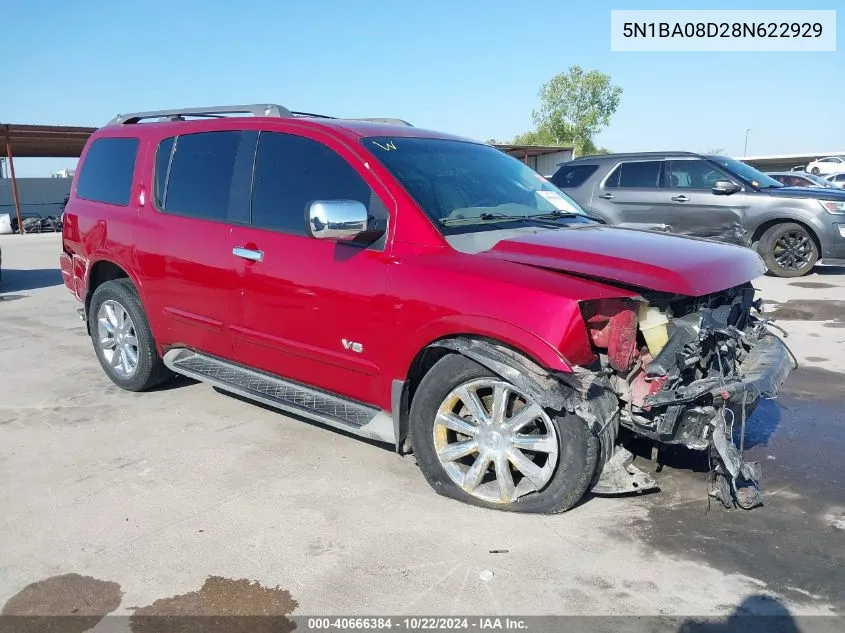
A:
[574,283,795,509]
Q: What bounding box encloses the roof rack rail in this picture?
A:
[290,111,336,119]
[108,104,292,125]
[352,117,413,127]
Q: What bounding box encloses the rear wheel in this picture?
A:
[88,279,170,391]
[810,167,821,175]
[758,222,818,278]
[409,354,598,513]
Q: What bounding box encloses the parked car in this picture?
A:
[806,156,845,175]
[824,172,845,189]
[766,171,839,189]
[60,104,793,513]
[551,152,845,277]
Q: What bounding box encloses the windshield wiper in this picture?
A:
[526,210,581,219]
[439,212,529,226]
[439,210,584,227]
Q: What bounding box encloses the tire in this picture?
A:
[409,354,598,513]
[810,167,820,175]
[88,278,170,391]
[758,222,819,278]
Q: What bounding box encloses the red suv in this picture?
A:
[60,104,793,513]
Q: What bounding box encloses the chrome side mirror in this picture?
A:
[308,200,368,241]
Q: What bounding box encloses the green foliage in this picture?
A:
[512,65,622,156]
[512,128,558,146]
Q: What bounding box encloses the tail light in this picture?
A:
[580,299,639,371]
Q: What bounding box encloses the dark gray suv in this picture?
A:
[551,151,845,277]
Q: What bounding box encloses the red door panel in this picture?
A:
[229,226,391,406]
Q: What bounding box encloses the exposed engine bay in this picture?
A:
[579,283,795,509]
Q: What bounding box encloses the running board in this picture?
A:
[162,348,395,445]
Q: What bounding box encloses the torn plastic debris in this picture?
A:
[710,417,764,510]
[591,446,657,495]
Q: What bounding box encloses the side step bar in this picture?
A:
[162,348,395,445]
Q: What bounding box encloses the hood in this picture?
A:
[478,225,765,297]
[764,186,845,201]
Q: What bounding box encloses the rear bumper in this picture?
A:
[59,252,76,295]
[59,251,86,301]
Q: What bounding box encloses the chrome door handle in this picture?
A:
[232,246,264,262]
[671,195,690,202]
[598,192,615,200]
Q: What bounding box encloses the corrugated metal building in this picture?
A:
[0,178,71,219]
[494,145,574,176]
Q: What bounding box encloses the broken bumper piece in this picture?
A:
[643,334,793,410]
[591,446,657,496]
[632,334,793,509]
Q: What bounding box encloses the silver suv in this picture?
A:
[551,151,845,277]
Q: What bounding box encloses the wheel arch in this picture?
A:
[83,259,140,331]
[750,217,822,255]
[392,334,572,454]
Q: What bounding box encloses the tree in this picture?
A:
[512,128,557,146]
[513,66,622,156]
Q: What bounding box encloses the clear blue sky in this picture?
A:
[3,0,842,176]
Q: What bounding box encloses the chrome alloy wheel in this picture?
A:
[433,379,559,504]
[97,299,139,377]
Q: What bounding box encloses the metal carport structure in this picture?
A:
[0,124,96,234]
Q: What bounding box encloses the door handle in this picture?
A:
[233,246,264,262]
[598,192,615,200]
[671,195,690,202]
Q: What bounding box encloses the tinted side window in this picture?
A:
[154,136,175,208]
[164,131,242,220]
[605,161,663,188]
[76,137,139,206]
[251,132,385,235]
[551,164,598,188]
[666,159,730,189]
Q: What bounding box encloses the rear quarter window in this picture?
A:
[551,164,598,188]
[76,137,139,206]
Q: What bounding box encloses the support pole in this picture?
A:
[4,135,24,235]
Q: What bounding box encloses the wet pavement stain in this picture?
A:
[130,576,297,633]
[1,573,122,633]
[763,299,845,324]
[778,365,844,400]
[0,294,27,302]
[787,281,837,289]
[621,366,845,611]
[804,356,829,362]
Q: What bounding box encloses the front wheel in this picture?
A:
[409,354,598,513]
[810,167,821,175]
[758,222,819,278]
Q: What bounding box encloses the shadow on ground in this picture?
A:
[814,265,845,276]
[679,595,803,633]
[1,268,62,292]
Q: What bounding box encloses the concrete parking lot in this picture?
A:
[1,233,844,620]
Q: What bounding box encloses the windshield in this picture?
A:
[363,137,590,232]
[708,156,784,189]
